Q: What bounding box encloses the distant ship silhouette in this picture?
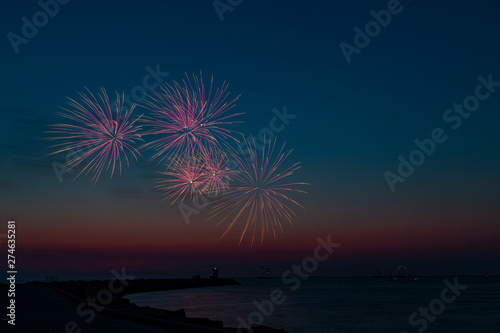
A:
[372,270,384,278]
[392,265,410,278]
[388,265,411,281]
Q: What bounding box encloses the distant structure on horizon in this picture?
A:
[258,266,272,279]
[392,265,410,278]
[211,267,218,279]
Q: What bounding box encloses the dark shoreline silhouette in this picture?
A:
[1,278,287,333]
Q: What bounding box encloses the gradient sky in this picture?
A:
[1,0,500,280]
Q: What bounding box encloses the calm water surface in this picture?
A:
[126,276,500,333]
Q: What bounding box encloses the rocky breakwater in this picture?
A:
[51,278,288,333]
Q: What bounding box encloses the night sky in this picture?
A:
[1,0,500,280]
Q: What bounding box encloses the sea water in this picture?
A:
[125,276,500,333]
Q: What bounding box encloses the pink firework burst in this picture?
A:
[210,136,307,246]
[156,147,234,204]
[141,73,242,163]
[199,148,234,196]
[46,88,143,182]
[156,153,208,204]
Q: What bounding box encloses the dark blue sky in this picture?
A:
[1,0,500,278]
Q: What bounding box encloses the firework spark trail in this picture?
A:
[156,153,208,204]
[46,88,143,182]
[141,73,243,164]
[199,147,234,196]
[156,147,234,204]
[209,136,307,246]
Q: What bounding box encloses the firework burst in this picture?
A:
[156,147,234,204]
[46,88,143,182]
[141,73,242,164]
[156,153,208,204]
[210,136,307,245]
[200,148,234,196]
